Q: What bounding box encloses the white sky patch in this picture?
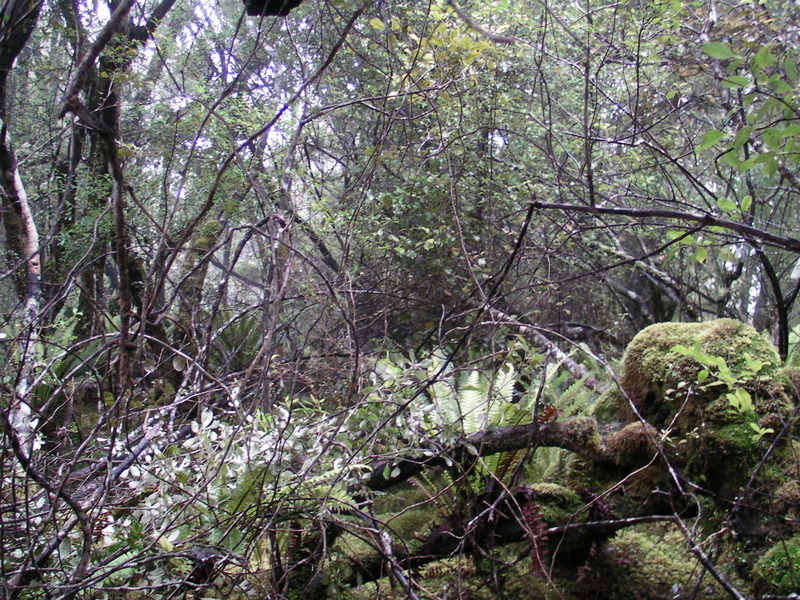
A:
[188,136,214,151]
[489,129,507,148]
[169,95,193,111]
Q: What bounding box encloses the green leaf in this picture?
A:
[744,353,763,374]
[741,195,752,212]
[703,42,733,59]
[717,198,737,214]
[733,126,753,150]
[369,18,386,31]
[667,230,697,244]
[751,45,776,71]
[781,125,800,138]
[671,344,691,356]
[748,422,774,441]
[785,59,798,81]
[768,77,792,93]
[692,246,708,264]
[763,155,778,175]
[727,388,754,414]
[763,127,782,150]
[697,129,725,151]
[722,151,742,168]
[739,155,761,172]
[722,75,751,89]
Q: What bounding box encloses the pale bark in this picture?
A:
[482,305,605,391]
[1,142,41,456]
[0,0,43,457]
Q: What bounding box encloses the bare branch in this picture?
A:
[532,200,800,253]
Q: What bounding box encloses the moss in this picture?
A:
[709,422,758,456]
[776,481,800,529]
[753,534,800,594]
[777,480,800,504]
[590,391,634,425]
[530,482,581,504]
[384,506,436,553]
[609,319,797,499]
[783,367,800,400]
[373,481,429,514]
[606,422,658,467]
[333,506,436,568]
[620,319,782,422]
[595,524,726,599]
[567,416,605,458]
[505,568,580,599]
[529,483,583,524]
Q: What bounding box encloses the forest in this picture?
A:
[1,0,800,597]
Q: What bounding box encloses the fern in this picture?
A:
[488,362,518,427]
[410,470,458,514]
[428,351,461,426]
[492,447,527,482]
[493,362,517,402]
[459,370,488,435]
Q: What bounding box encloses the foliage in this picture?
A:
[671,339,776,439]
[1,0,799,598]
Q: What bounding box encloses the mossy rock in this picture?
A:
[753,534,800,594]
[598,319,795,500]
[620,319,783,424]
[775,480,800,529]
[334,506,434,564]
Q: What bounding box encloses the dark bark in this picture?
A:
[55,0,177,386]
[243,0,302,16]
[0,0,42,112]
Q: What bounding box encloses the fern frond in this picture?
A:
[411,470,457,513]
[493,362,517,403]
[493,448,527,482]
[459,370,488,435]
[324,483,357,511]
[482,362,513,427]
[428,351,461,426]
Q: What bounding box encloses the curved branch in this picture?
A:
[531,200,800,253]
[367,416,615,492]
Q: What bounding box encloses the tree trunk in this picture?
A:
[0,0,44,456]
